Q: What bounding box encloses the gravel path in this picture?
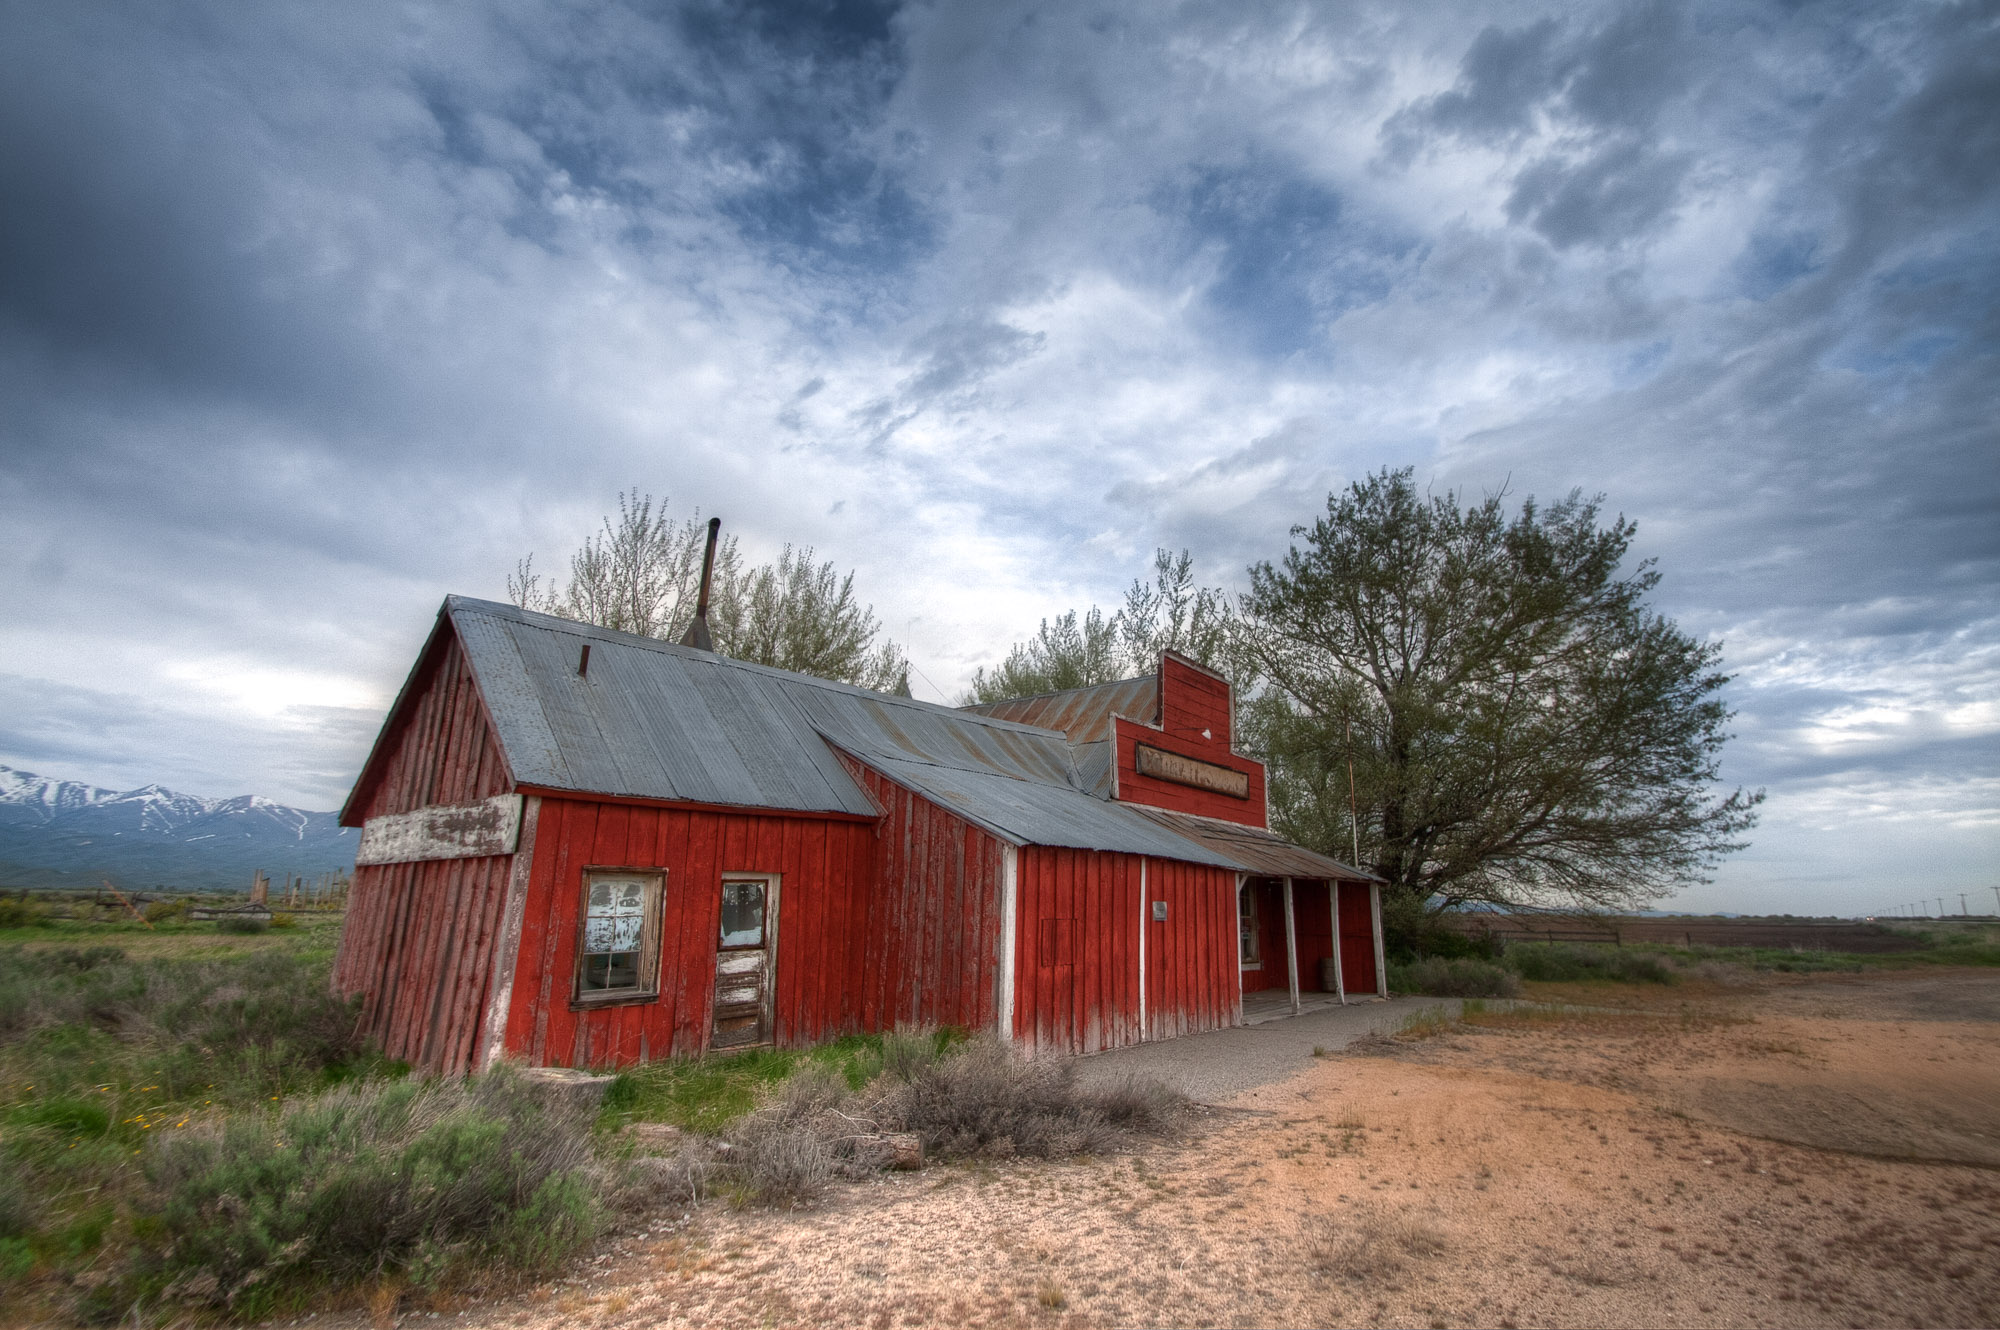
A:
[1070,994,1460,1102]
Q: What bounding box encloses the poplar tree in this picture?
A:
[509,491,908,693]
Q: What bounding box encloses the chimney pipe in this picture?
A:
[679,517,721,651]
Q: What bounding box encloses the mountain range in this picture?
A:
[0,765,357,894]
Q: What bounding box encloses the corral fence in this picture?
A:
[1442,914,1929,955]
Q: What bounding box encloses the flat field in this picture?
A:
[429,967,2000,1330]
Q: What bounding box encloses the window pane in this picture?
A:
[720,880,765,948]
[1239,889,1258,964]
[582,873,653,992]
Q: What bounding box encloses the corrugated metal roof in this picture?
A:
[960,676,1158,744]
[435,598,1239,866]
[1127,806,1382,882]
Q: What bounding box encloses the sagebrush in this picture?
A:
[126,1069,605,1318]
[645,1033,1183,1208]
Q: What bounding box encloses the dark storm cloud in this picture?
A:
[1382,2,1702,249]
[0,10,385,415]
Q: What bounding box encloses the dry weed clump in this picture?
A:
[654,1034,1184,1208]
[1311,1208,1448,1283]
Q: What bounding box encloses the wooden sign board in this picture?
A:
[357,793,524,866]
[1134,744,1250,799]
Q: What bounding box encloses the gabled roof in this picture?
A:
[382,598,1232,866]
[347,597,1379,881]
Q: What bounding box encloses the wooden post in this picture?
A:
[1283,877,1300,1016]
[1329,881,1346,1005]
[1136,858,1149,1043]
[101,879,153,930]
[1370,882,1388,998]
[1234,874,1248,1025]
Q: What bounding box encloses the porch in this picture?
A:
[1236,874,1387,1018]
[1240,988,1371,1025]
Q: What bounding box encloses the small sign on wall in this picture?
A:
[358,793,523,865]
[1152,900,1169,922]
[1133,743,1250,798]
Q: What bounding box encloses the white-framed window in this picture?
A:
[1239,882,1261,968]
[574,867,663,1004]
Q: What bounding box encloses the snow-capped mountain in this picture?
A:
[0,767,122,828]
[0,765,356,892]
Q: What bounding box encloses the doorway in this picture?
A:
[711,874,779,1050]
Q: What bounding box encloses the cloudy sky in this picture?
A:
[2,0,1994,916]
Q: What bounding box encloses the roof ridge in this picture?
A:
[445,595,1068,739]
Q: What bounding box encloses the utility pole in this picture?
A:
[1345,717,1361,872]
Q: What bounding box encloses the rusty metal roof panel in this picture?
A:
[439,598,1349,873]
[1126,806,1381,882]
[841,750,1240,867]
[1070,740,1114,799]
[960,676,1158,744]
[448,598,877,815]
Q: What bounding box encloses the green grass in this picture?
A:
[1464,923,2000,991]
[0,917,402,1322]
[1388,955,1521,998]
[1501,941,1678,984]
[0,908,345,961]
[600,1029,963,1134]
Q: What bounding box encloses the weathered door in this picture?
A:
[711,875,779,1050]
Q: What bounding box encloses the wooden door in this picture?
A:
[712,875,778,1050]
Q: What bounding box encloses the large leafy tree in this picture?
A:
[509,491,908,693]
[1240,468,1761,916]
[962,548,1235,703]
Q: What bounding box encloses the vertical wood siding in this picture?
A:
[1012,847,1141,1056]
[1158,655,1236,748]
[334,855,514,1075]
[1236,877,1338,994]
[1109,657,1265,826]
[333,624,520,1075]
[1141,858,1242,1042]
[1337,883,1379,994]
[1290,883,1335,991]
[1111,714,1269,824]
[500,797,879,1067]
[1240,879,1287,993]
[348,630,512,822]
[839,759,1008,1036]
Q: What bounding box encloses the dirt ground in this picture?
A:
[404,968,2000,1330]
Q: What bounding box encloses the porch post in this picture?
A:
[1282,876,1300,1015]
[1329,880,1346,1005]
[998,845,1019,1043]
[1136,858,1148,1043]
[1234,874,1248,1026]
[1370,881,1388,998]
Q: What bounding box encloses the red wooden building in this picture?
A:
[334,597,1383,1073]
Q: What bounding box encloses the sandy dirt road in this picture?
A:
[375,968,2000,1330]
